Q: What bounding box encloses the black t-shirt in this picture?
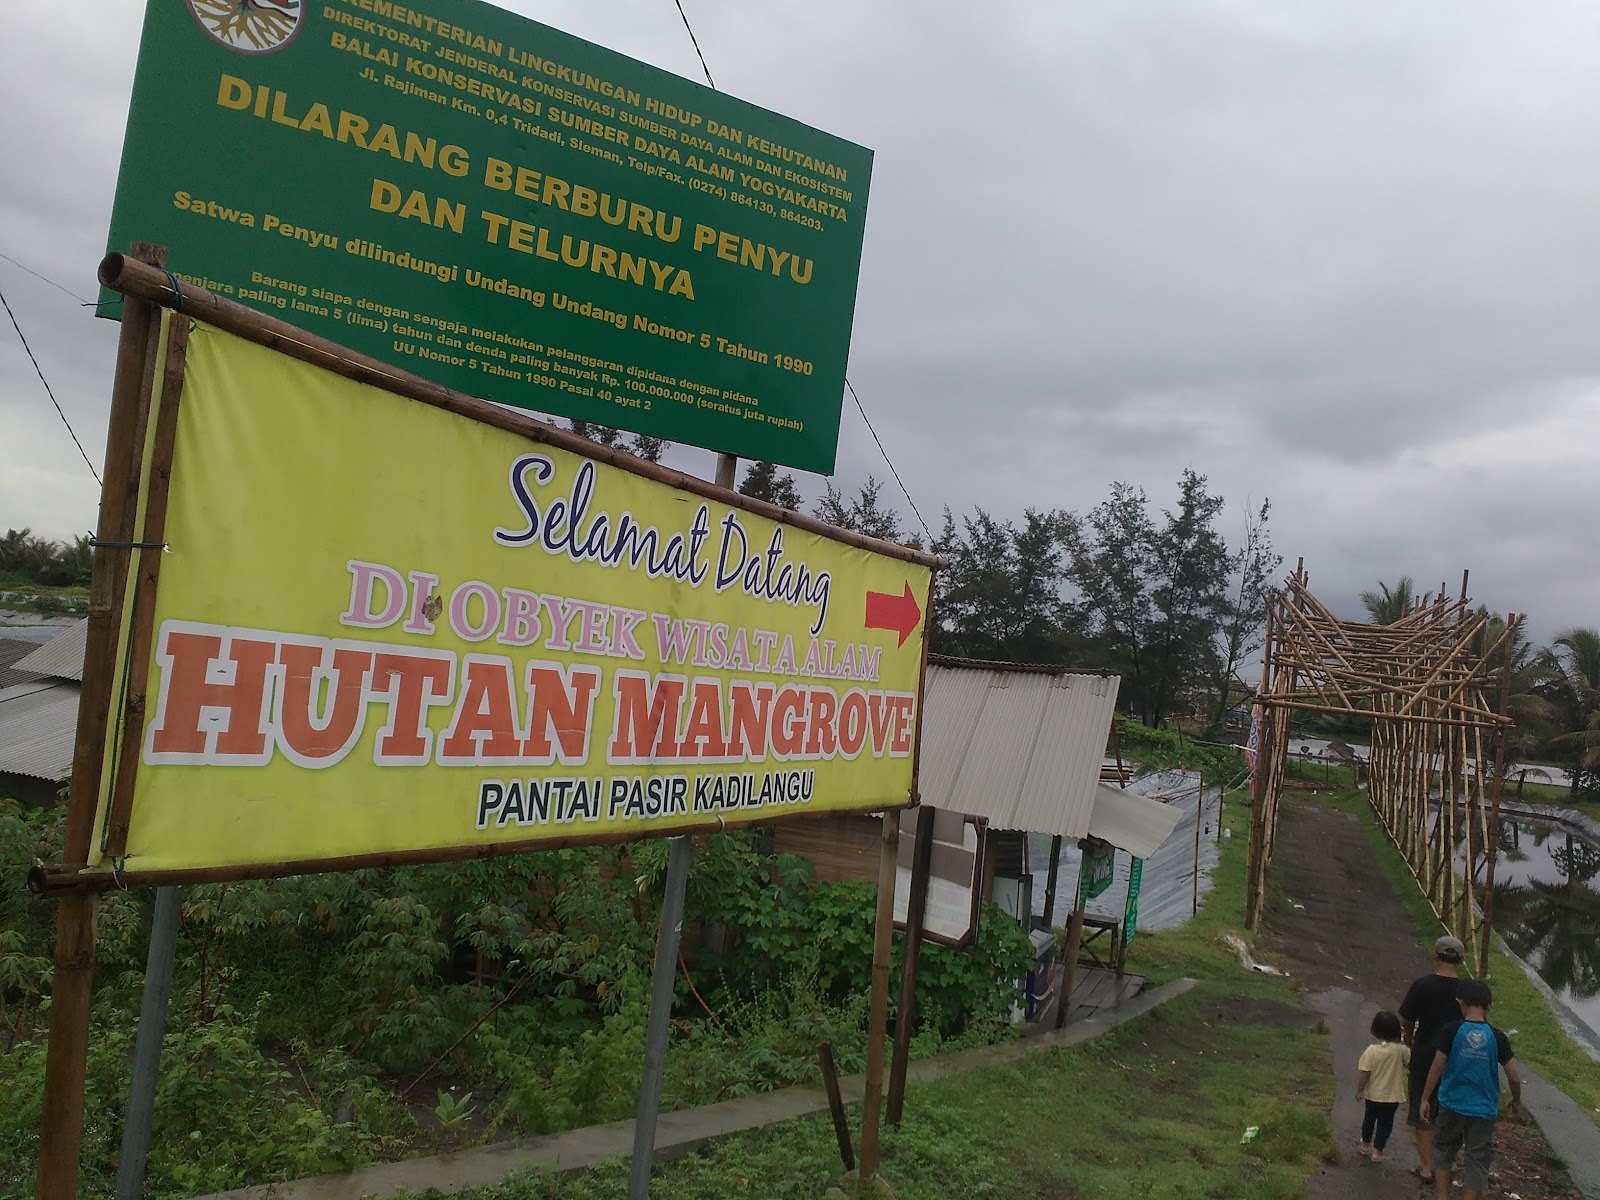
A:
[1400,973,1460,1058]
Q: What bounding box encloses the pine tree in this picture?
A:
[814,476,901,541]
[737,460,802,509]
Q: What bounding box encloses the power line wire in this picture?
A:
[847,378,933,545]
[0,286,101,486]
[0,252,92,306]
[662,3,932,545]
[671,0,716,89]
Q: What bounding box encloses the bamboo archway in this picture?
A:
[1244,563,1517,975]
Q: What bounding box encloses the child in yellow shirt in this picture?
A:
[1358,1010,1411,1163]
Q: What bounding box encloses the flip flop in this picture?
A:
[1407,1165,1435,1183]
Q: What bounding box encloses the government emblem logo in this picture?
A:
[188,0,304,55]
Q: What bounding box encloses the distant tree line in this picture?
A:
[738,459,1280,730]
[0,529,92,588]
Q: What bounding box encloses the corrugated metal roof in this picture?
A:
[919,664,1120,839]
[0,678,80,781]
[1087,783,1183,859]
[0,639,43,689]
[15,619,87,682]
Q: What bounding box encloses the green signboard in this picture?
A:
[105,0,873,474]
[1122,857,1143,947]
[1076,839,1114,905]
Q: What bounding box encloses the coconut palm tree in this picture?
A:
[1359,577,1433,625]
[1540,627,1600,796]
[1472,611,1557,766]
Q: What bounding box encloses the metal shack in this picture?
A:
[774,657,1182,1027]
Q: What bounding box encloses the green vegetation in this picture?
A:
[0,799,1033,1198]
[0,528,91,617]
[427,790,1338,1199]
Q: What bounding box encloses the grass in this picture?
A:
[425,793,1338,1199]
[1318,787,1600,1128]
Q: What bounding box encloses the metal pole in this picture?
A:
[116,886,183,1200]
[857,808,902,1183]
[626,835,692,1200]
[1193,773,1202,916]
[887,805,935,1126]
[625,450,735,1198]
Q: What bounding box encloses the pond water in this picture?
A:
[1487,817,1600,1044]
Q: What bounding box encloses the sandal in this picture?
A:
[1407,1165,1435,1183]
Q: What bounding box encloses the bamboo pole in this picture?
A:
[105,314,191,856]
[1478,622,1515,977]
[97,255,940,573]
[1055,904,1088,1031]
[37,243,166,1200]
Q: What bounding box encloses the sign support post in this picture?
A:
[36,242,166,1200]
[627,450,735,1198]
[886,803,935,1126]
[627,834,693,1200]
[115,885,183,1200]
[858,808,902,1182]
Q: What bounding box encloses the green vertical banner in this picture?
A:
[1076,839,1114,905]
[105,0,873,473]
[1123,857,1144,947]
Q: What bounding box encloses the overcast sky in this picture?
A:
[3,1,1596,643]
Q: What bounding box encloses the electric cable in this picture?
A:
[0,285,101,486]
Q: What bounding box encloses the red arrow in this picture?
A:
[865,582,923,648]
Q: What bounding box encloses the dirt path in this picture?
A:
[1259,794,1582,1200]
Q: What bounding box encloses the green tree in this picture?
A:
[61,534,93,587]
[1471,611,1556,766]
[1064,472,1234,726]
[0,528,58,582]
[1541,627,1600,797]
[1209,499,1281,726]
[1359,576,1432,625]
[566,420,668,463]
[1144,470,1232,727]
[931,506,1085,664]
[1063,481,1156,709]
[814,476,902,542]
[737,460,802,510]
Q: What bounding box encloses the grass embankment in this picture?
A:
[424,793,1336,1200]
[1319,789,1600,1127]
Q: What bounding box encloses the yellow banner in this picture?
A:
[99,321,930,876]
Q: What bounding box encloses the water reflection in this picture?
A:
[1493,825,1600,1003]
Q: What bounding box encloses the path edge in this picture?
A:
[192,978,1199,1200]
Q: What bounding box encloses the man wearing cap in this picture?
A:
[1398,935,1466,1183]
